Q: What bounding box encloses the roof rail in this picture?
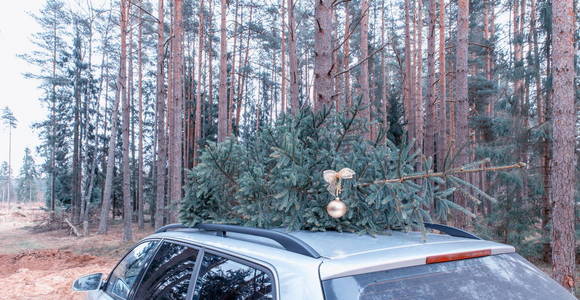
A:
[155,223,190,233]
[155,223,321,259]
[424,223,481,240]
[196,224,321,258]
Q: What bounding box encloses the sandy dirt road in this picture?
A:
[0,204,151,300]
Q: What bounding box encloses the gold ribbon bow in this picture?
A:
[323,168,356,197]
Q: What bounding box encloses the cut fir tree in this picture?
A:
[180,102,524,234]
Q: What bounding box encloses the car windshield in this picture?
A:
[322,253,575,300]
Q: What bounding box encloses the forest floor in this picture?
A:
[0,203,152,300]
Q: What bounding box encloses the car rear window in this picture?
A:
[322,253,575,300]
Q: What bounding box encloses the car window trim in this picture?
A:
[102,238,162,300]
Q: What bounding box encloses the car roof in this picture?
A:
[147,226,515,280]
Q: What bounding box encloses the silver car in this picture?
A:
[73,223,576,299]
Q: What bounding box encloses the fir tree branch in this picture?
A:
[357,162,527,187]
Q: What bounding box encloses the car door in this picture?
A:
[192,251,276,300]
[133,240,200,300]
[90,240,161,300]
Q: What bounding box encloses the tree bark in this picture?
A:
[120,0,133,242]
[313,0,334,111]
[549,0,576,291]
[194,0,205,165]
[280,0,287,113]
[359,0,370,137]
[415,0,424,153]
[454,0,469,226]
[425,0,436,159]
[404,0,413,139]
[435,0,448,171]
[343,3,351,110]
[217,0,228,142]
[287,0,299,114]
[137,0,144,230]
[155,0,166,229]
[227,0,239,136]
[170,0,184,223]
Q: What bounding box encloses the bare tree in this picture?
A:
[549,0,576,291]
[154,0,166,229]
[194,0,205,165]
[454,0,469,226]
[170,0,184,222]
[217,0,228,141]
[287,0,299,114]
[137,0,144,230]
[436,0,447,172]
[120,0,133,242]
[425,0,436,159]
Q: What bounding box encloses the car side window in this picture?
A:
[105,240,160,300]
[193,252,274,300]
[134,241,199,300]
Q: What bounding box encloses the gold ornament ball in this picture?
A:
[327,198,348,218]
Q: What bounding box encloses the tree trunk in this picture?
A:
[217,0,228,142]
[359,0,370,136]
[287,0,299,114]
[404,0,413,139]
[194,0,205,165]
[97,28,124,235]
[155,0,166,229]
[436,0,447,172]
[120,0,133,242]
[227,0,239,136]
[137,0,144,230]
[343,4,351,110]
[280,0,287,113]
[454,0,469,226]
[313,0,334,111]
[380,0,389,133]
[549,0,576,291]
[170,0,184,223]
[72,51,81,223]
[425,0,436,159]
[415,0,424,153]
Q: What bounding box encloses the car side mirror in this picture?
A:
[72,273,104,291]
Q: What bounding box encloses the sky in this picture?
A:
[0,1,46,174]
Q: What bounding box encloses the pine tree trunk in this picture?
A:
[97,33,123,235]
[217,0,228,142]
[454,0,469,226]
[549,0,576,291]
[137,0,144,229]
[380,0,389,133]
[154,0,166,229]
[72,38,82,224]
[227,0,239,136]
[194,0,205,165]
[313,0,334,111]
[359,0,370,137]
[425,0,436,159]
[280,0,287,113]
[343,4,351,110]
[287,0,299,114]
[404,0,412,139]
[120,0,133,242]
[170,0,184,223]
[415,0,424,153]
